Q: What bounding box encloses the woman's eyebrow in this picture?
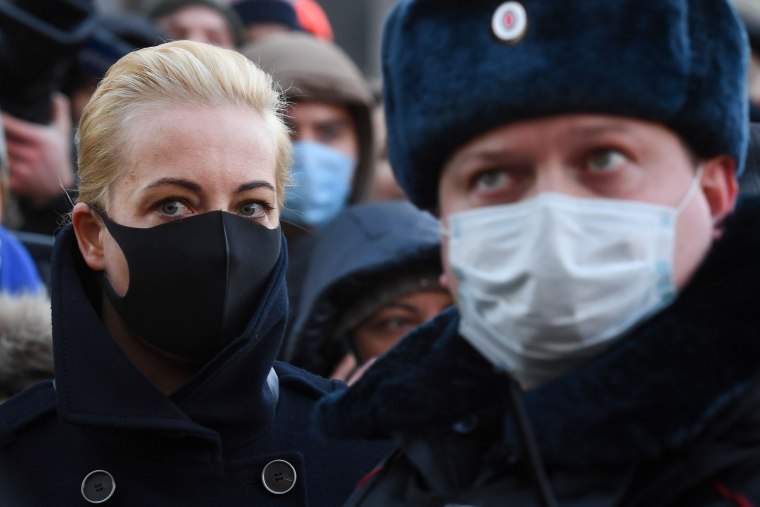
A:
[236,181,275,193]
[144,177,201,192]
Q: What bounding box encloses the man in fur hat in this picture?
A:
[315,1,760,504]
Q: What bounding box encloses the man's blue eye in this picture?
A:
[475,169,510,191]
[588,149,628,172]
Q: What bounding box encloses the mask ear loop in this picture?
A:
[675,163,705,215]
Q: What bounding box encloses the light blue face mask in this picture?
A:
[447,165,704,390]
[281,141,356,228]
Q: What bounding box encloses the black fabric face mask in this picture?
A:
[95,210,282,362]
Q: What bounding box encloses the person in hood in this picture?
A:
[314,1,760,505]
[286,201,452,381]
[241,32,375,338]
[242,32,375,235]
[0,40,388,506]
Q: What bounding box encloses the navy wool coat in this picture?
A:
[315,198,760,506]
[0,225,391,506]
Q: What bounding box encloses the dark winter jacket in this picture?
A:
[0,225,390,506]
[314,197,760,506]
[286,201,442,376]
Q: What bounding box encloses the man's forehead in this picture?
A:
[451,115,669,159]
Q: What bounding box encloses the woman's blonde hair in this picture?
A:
[77,40,291,212]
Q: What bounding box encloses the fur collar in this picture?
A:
[0,293,53,396]
[315,197,760,467]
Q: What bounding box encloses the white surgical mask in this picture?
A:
[446,167,703,389]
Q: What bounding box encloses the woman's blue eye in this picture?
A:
[240,202,265,217]
[588,149,628,172]
[475,169,510,192]
[159,200,186,216]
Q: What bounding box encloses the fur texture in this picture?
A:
[0,293,53,398]
[316,197,760,468]
[383,0,750,209]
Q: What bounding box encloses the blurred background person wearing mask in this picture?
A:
[242,32,375,323]
[286,201,452,381]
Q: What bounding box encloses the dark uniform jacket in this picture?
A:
[315,198,760,506]
[0,225,390,506]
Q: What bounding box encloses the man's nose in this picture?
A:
[531,163,591,199]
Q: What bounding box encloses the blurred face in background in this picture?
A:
[245,23,292,42]
[155,5,235,48]
[287,101,358,161]
[350,289,452,364]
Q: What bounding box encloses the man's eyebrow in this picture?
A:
[316,118,349,129]
[237,181,275,193]
[568,123,635,138]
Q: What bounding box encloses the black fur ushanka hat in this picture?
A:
[383,0,750,209]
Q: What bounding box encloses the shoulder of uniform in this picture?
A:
[0,381,56,446]
[273,361,346,399]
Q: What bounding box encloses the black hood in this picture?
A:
[286,201,441,374]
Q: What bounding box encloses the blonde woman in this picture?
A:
[0,41,388,506]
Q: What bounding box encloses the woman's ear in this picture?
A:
[72,202,106,271]
[700,155,738,228]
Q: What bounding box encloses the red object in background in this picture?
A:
[293,0,333,41]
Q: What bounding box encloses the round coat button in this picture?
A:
[262,459,297,495]
[81,470,116,504]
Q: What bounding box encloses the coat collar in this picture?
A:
[316,197,760,467]
[52,224,288,450]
